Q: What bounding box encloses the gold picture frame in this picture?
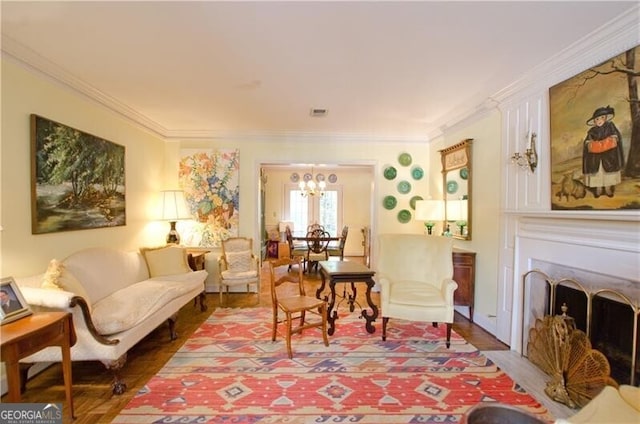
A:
[1,277,33,325]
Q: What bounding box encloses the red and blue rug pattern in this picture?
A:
[113,307,551,423]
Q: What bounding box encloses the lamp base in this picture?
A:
[166,221,180,244]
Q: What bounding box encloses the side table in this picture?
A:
[1,312,76,419]
[452,248,476,322]
[187,249,210,311]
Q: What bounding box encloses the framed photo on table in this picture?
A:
[1,277,32,325]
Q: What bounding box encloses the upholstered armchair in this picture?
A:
[376,234,457,347]
[218,237,260,305]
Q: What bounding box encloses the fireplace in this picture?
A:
[510,214,639,386]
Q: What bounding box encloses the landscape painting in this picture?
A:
[178,148,240,247]
[549,45,640,210]
[31,115,126,234]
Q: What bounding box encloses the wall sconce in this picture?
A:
[446,199,468,236]
[414,199,444,235]
[511,131,538,173]
[160,190,191,244]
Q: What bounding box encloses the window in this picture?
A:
[285,184,342,235]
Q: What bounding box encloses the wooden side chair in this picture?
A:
[328,225,349,260]
[218,237,260,305]
[269,257,329,358]
[305,229,330,273]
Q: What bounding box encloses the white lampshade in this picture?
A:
[446,199,468,221]
[415,200,444,222]
[160,190,191,221]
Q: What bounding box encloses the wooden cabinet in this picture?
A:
[452,248,476,322]
[187,249,209,311]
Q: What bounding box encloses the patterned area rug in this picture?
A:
[113,308,551,423]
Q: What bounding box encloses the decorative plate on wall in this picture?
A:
[303,173,313,182]
[410,195,423,210]
[460,167,469,180]
[446,180,459,194]
[398,153,412,167]
[411,166,424,180]
[290,173,300,183]
[383,195,397,210]
[397,209,412,223]
[315,173,325,182]
[328,173,338,183]
[397,180,411,194]
[383,166,397,180]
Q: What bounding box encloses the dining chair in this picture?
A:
[305,229,330,273]
[377,234,458,347]
[328,225,349,261]
[218,237,260,305]
[269,257,329,358]
[285,226,307,270]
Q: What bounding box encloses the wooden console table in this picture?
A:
[453,248,476,322]
[1,312,76,419]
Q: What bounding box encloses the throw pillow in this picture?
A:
[141,245,191,277]
[226,250,253,272]
[41,259,93,309]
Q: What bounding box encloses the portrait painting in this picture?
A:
[549,45,640,210]
[31,115,126,233]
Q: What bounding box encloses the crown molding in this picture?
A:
[1,34,170,138]
[2,34,429,144]
[491,5,640,107]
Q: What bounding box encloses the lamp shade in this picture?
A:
[160,190,191,221]
[446,199,468,221]
[414,200,444,222]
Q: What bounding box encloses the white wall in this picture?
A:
[1,60,167,278]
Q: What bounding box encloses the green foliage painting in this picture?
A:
[31,115,126,234]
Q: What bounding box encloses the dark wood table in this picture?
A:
[316,260,378,335]
[1,312,76,419]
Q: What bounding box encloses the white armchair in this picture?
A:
[218,237,260,305]
[376,234,457,347]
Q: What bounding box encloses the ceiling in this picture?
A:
[1,1,636,142]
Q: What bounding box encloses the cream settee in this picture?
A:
[14,245,208,394]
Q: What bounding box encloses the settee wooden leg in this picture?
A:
[445,323,452,348]
[103,354,128,395]
[168,315,178,340]
[382,317,389,341]
[199,292,208,311]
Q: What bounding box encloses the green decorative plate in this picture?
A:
[446,180,459,194]
[397,180,411,194]
[383,166,397,180]
[460,167,469,180]
[410,195,423,210]
[411,166,424,180]
[397,209,412,223]
[398,152,412,167]
[383,195,397,210]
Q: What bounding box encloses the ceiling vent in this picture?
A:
[310,108,328,117]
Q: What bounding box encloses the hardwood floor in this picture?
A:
[3,257,509,423]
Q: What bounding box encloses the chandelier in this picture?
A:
[299,168,326,197]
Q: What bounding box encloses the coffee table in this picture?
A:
[316,260,378,335]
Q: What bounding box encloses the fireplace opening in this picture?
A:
[554,284,639,386]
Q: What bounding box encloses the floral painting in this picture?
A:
[178,149,240,247]
[549,45,640,210]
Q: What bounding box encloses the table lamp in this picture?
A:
[160,190,191,244]
[414,200,444,235]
